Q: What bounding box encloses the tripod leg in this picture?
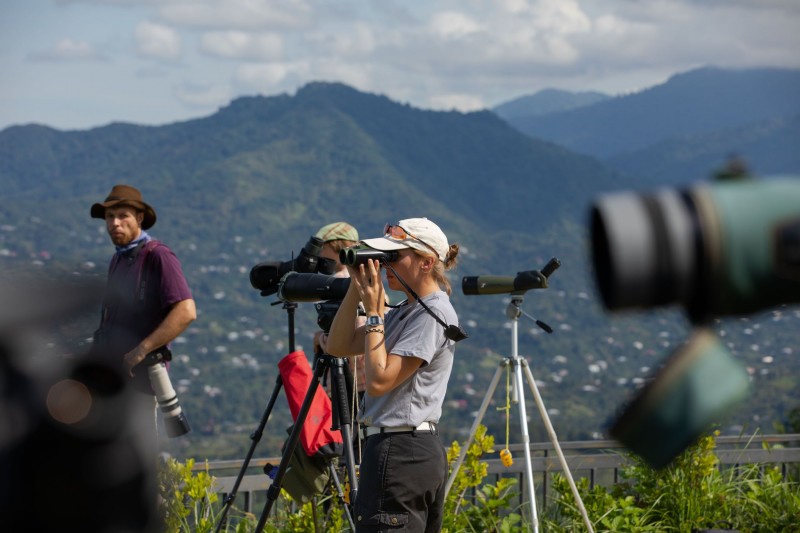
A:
[522,361,594,533]
[328,357,359,504]
[511,357,540,533]
[327,462,357,531]
[215,375,283,533]
[444,361,506,497]
[255,359,328,532]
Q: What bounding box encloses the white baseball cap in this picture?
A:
[360,218,449,262]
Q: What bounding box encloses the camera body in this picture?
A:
[250,236,337,296]
[141,347,191,438]
[590,175,800,468]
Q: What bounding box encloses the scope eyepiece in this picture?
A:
[249,236,337,296]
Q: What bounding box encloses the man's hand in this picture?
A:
[314,330,329,355]
[123,346,149,378]
[124,298,196,378]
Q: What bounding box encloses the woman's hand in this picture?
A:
[351,259,385,316]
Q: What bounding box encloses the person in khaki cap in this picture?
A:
[314,221,360,276]
[312,222,368,396]
[326,217,461,533]
[89,184,196,408]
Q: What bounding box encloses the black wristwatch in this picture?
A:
[366,315,384,326]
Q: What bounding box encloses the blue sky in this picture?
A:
[1,0,798,131]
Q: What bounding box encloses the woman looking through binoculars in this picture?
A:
[326,217,461,533]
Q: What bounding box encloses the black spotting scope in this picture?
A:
[278,272,351,303]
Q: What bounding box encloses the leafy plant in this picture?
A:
[614,431,731,530]
[544,430,800,532]
[443,425,525,532]
[157,456,255,532]
[544,475,660,532]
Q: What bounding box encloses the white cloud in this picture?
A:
[427,93,485,113]
[174,83,232,108]
[28,38,107,62]
[200,31,283,61]
[429,11,482,40]
[158,0,313,30]
[135,20,181,61]
[306,22,377,57]
[235,62,296,89]
[6,0,800,130]
[305,59,372,90]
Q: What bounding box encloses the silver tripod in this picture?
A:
[446,290,594,533]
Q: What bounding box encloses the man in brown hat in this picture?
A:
[90,184,196,399]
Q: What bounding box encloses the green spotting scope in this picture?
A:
[590,175,800,469]
[590,176,800,323]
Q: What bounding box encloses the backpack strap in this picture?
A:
[137,239,166,303]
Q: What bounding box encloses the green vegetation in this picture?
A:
[546,431,800,532]
[158,427,800,532]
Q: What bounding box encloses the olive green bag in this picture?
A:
[279,428,332,504]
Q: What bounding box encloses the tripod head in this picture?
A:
[314,300,341,333]
[505,298,553,334]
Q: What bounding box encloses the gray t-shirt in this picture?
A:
[359,290,457,428]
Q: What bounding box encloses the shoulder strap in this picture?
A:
[382,263,468,343]
[137,240,166,303]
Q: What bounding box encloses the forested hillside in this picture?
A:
[1,77,798,463]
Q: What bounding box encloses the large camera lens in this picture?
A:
[147,361,190,437]
[590,178,800,321]
[143,350,190,438]
[590,188,699,312]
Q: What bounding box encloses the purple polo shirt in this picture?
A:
[95,239,192,391]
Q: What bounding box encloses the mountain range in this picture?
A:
[492,88,610,121]
[1,66,798,461]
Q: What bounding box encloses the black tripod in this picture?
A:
[215,302,360,532]
[214,302,295,532]
[255,351,359,531]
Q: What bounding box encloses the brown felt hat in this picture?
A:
[91,184,157,229]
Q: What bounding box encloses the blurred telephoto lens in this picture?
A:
[590,177,800,322]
